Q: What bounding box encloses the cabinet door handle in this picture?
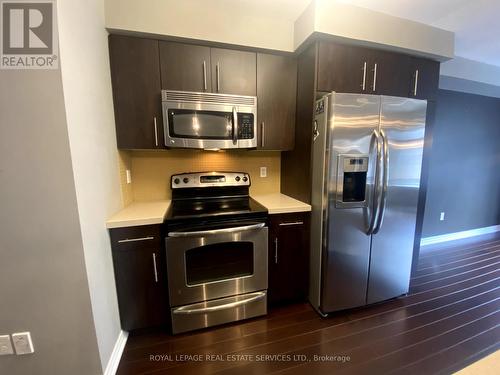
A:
[153,117,159,147]
[279,221,304,226]
[152,253,159,283]
[372,63,378,92]
[216,63,220,92]
[202,60,207,91]
[261,122,265,148]
[117,236,154,243]
[274,237,278,264]
[361,61,367,91]
[413,69,419,96]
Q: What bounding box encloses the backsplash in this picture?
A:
[119,150,281,202]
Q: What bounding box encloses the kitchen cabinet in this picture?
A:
[109,35,164,149]
[369,49,411,97]
[109,225,168,331]
[317,42,370,94]
[268,212,310,305]
[408,57,440,100]
[210,48,256,96]
[316,41,438,99]
[257,53,297,150]
[159,42,212,92]
[159,42,256,96]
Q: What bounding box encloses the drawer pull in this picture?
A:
[152,253,159,283]
[117,236,154,243]
[279,221,304,226]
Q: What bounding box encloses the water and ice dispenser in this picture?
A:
[336,155,369,208]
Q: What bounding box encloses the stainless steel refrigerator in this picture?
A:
[310,92,427,315]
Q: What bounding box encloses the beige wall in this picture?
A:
[295,0,454,60]
[0,47,101,375]
[57,0,122,371]
[122,150,281,201]
[105,0,295,51]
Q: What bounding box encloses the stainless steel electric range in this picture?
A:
[164,171,268,334]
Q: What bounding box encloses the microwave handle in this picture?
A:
[168,223,265,238]
[232,106,238,145]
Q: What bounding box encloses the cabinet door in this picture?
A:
[110,225,168,331]
[408,57,440,100]
[369,49,411,97]
[109,35,163,149]
[268,213,310,305]
[210,48,256,96]
[257,53,297,150]
[317,41,370,93]
[159,42,211,92]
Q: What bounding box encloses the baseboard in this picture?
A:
[104,330,128,375]
[420,225,500,246]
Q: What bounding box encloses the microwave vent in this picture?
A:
[162,90,256,106]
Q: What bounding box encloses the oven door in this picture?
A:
[166,222,268,307]
[163,101,256,149]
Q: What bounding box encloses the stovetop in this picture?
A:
[164,172,268,228]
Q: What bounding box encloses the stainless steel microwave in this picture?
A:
[161,90,257,150]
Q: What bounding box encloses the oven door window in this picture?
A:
[185,242,254,285]
[168,109,233,139]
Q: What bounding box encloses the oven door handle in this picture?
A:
[172,292,266,315]
[167,223,265,238]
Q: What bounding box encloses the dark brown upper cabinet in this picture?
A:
[408,57,440,100]
[257,53,297,151]
[210,48,257,96]
[159,42,212,92]
[109,35,164,149]
[316,41,439,100]
[317,42,369,94]
[368,49,411,97]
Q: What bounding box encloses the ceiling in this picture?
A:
[233,0,500,67]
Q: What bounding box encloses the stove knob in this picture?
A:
[242,176,248,182]
[235,176,241,182]
[173,178,180,185]
[183,177,189,184]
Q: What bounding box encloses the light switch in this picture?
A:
[0,335,14,355]
[126,169,132,184]
[12,332,34,355]
[260,167,267,178]
[440,212,445,221]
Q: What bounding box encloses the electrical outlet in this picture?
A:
[260,167,267,178]
[12,332,34,355]
[440,212,445,221]
[126,169,132,184]
[0,335,14,355]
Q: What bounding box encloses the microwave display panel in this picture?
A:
[168,109,233,139]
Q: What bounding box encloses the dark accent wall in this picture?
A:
[421,89,500,237]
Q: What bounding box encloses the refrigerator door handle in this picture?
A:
[373,129,388,234]
[366,130,382,235]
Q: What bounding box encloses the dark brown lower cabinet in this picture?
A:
[109,225,168,331]
[268,212,310,305]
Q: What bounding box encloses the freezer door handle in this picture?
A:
[366,130,382,235]
[373,129,388,234]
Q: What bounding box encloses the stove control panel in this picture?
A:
[171,172,251,189]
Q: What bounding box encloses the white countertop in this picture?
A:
[106,193,310,229]
[251,193,311,215]
[106,200,171,229]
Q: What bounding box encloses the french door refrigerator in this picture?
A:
[310,92,427,315]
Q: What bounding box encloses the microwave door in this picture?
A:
[164,104,237,149]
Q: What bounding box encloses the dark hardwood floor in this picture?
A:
[117,234,500,375]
